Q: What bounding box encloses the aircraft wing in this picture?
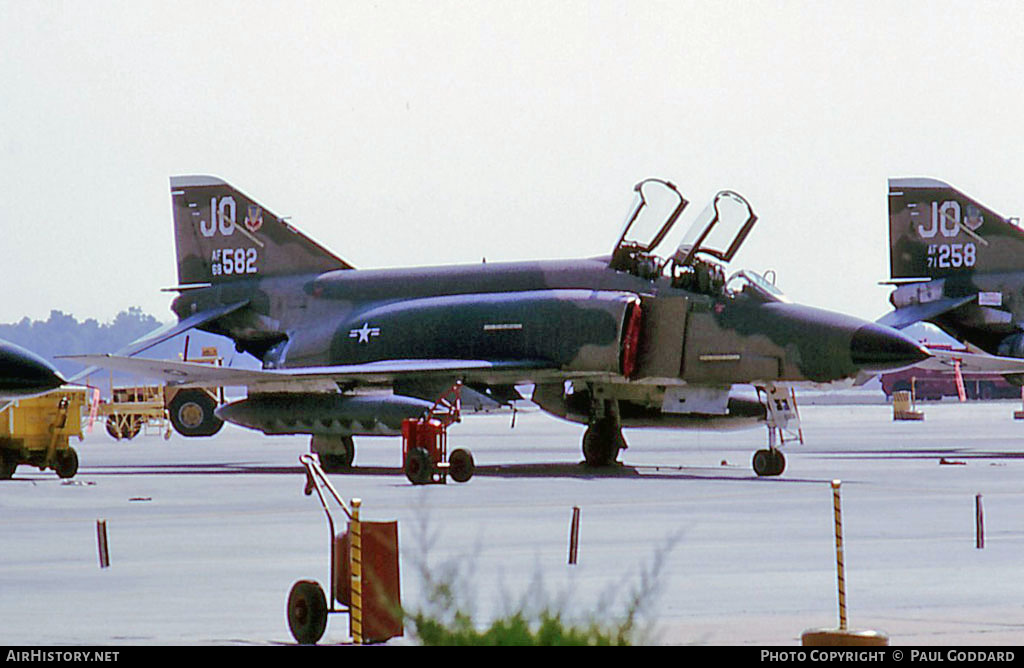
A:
[60,354,557,392]
[913,347,1024,376]
[65,301,250,384]
[876,295,976,330]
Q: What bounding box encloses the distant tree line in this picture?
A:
[0,307,242,390]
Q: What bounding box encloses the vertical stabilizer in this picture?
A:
[170,175,352,286]
[889,177,1024,279]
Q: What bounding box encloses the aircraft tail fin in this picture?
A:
[889,177,1024,279]
[170,175,353,286]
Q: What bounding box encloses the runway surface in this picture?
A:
[2,400,1024,646]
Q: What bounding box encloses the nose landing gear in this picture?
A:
[752,385,802,477]
[752,447,786,477]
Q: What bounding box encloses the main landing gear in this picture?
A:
[311,434,356,473]
[581,416,627,467]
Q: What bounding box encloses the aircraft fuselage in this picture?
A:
[172,256,922,389]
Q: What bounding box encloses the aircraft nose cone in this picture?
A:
[849,323,930,373]
[0,341,65,398]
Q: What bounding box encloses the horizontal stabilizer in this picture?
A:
[913,347,1024,376]
[59,354,555,392]
[876,295,976,330]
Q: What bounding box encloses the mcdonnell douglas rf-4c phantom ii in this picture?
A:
[66,177,927,477]
[885,178,1024,354]
[881,178,1024,381]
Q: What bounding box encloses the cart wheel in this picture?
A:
[449,448,475,483]
[0,452,17,480]
[287,580,327,645]
[404,447,433,485]
[123,415,142,440]
[54,448,78,479]
[106,415,142,441]
[105,417,122,440]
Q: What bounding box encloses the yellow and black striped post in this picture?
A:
[802,480,887,645]
[832,480,847,630]
[350,498,363,645]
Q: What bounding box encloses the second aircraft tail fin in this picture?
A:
[889,177,1024,280]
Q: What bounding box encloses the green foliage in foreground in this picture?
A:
[403,517,677,646]
[410,609,630,646]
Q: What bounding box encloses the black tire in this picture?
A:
[582,420,624,467]
[286,580,328,645]
[54,448,79,479]
[314,435,355,472]
[772,449,786,476]
[318,453,348,473]
[168,390,223,437]
[752,449,785,477]
[404,447,433,485]
[449,448,475,483]
[0,452,17,480]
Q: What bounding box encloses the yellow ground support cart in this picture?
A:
[96,384,170,440]
[94,346,225,441]
[0,388,87,479]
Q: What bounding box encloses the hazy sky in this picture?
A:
[3,1,1023,325]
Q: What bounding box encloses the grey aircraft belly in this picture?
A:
[66,177,927,476]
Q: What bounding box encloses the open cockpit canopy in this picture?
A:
[609,179,688,278]
[609,180,759,290]
[672,190,758,268]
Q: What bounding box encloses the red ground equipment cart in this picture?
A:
[287,454,403,645]
[401,381,475,485]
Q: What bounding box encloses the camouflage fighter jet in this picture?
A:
[66,177,927,476]
[881,178,1024,379]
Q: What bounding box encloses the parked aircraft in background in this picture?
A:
[0,339,64,401]
[881,177,1024,383]
[883,177,1024,352]
[880,342,1021,401]
[66,176,926,476]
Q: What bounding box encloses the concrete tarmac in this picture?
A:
[2,400,1024,646]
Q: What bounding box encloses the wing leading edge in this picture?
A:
[59,354,558,392]
[912,346,1024,376]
